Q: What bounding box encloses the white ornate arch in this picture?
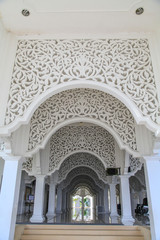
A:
[70,185,96,196]
[48,125,116,172]
[2,39,160,136]
[58,153,107,183]
[27,88,138,155]
[62,166,105,189]
[68,181,102,195]
[68,182,101,196]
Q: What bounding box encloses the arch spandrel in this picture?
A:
[27,88,137,154]
[3,39,160,136]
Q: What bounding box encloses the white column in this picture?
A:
[119,175,135,225]
[30,175,46,223]
[130,189,136,216]
[62,190,67,212]
[56,185,62,213]
[138,191,144,204]
[0,155,22,240]
[17,171,25,215]
[109,183,118,216]
[143,156,160,240]
[104,184,109,213]
[46,176,56,221]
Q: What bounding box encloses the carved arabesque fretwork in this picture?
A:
[58,153,107,183]
[22,158,33,173]
[129,155,142,173]
[5,39,160,125]
[62,166,105,189]
[28,88,137,151]
[49,125,116,172]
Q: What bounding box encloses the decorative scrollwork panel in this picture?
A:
[5,39,160,125]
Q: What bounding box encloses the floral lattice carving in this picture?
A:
[22,158,33,172]
[129,155,142,172]
[58,153,107,183]
[49,125,116,172]
[5,39,159,125]
[28,88,137,151]
[63,166,104,189]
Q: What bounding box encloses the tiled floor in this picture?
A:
[16,212,149,226]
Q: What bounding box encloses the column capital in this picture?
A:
[104,184,109,189]
[109,183,116,187]
[49,171,58,184]
[0,152,23,162]
[119,174,130,179]
[35,174,46,180]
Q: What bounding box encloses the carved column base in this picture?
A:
[46,213,56,223]
[30,215,45,223]
[121,216,135,226]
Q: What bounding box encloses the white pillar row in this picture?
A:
[119,175,135,225]
[0,155,22,240]
[109,183,118,217]
[46,175,56,221]
[104,184,109,213]
[143,156,160,240]
[30,175,46,223]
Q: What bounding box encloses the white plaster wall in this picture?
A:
[0,20,17,127]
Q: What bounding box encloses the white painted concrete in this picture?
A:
[104,184,109,213]
[119,175,135,225]
[144,156,160,240]
[30,175,46,223]
[56,185,62,213]
[17,171,26,215]
[0,157,4,191]
[0,156,22,240]
[109,183,118,217]
[46,175,56,221]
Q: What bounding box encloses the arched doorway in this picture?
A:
[72,186,94,223]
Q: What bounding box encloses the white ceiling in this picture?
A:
[0,0,160,35]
